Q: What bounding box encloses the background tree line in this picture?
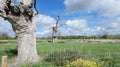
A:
[57,34,120,39]
[0,33,120,40]
[0,33,15,40]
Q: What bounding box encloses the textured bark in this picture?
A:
[0,0,40,66]
[12,17,39,63]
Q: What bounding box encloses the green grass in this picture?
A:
[37,41,120,56]
[0,40,120,67]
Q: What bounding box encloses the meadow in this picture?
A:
[0,39,120,67]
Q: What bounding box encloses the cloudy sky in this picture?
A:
[0,0,120,37]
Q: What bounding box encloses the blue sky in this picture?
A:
[0,0,120,37]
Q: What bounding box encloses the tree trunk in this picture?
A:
[51,16,60,43]
[9,17,40,67]
[52,35,57,43]
[17,19,39,62]
[0,0,40,66]
[52,27,58,43]
[17,33,39,63]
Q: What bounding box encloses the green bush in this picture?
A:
[44,50,81,66]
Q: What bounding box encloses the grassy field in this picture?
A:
[0,39,120,67]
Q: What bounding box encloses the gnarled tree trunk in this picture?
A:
[13,17,39,64]
[0,0,40,66]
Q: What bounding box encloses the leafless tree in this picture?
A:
[52,16,60,43]
[0,0,40,66]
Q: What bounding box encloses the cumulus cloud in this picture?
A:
[65,19,105,36]
[63,26,105,36]
[66,19,87,30]
[34,14,56,25]
[64,0,99,13]
[108,23,119,29]
[64,0,120,17]
[99,0,120,17]
[36,29,51,38]
[34,16,120,37]
[105,22,120,34]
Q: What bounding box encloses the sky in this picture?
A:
[0,0,120,37]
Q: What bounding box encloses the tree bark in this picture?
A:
[13,17,39,63]
[0,0,40,66]
[8,15,40,67]
[8,17,40,67]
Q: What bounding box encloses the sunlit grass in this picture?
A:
[0,39,120,67]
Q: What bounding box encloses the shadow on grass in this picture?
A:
[47,40,66,43]
[4,48,18,58]
[57,41,66,43]
[0,48,17,63]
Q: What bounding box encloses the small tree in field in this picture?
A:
[52,16,60,43]
[0,0,40,66]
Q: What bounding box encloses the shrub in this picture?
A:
[44,50,81,66]
[65,58,103,67]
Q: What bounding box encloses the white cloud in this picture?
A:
[64,0,120,17]
[105,22,120,34]
[109,23,119,29]
[64,19,106,36]
[99,0,120,17]
[6,15,119,37]
[63,26,104,36]
[116,17,120,21]
[90,26,104,32]
[36,29,51,38]
[64,0,99,13]
[34,14,56,25]
[66,19,87,30]
[64,18,119,36]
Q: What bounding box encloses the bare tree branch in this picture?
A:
[58,24,66,28]
[33,0,38,15]
[55,16,60,27]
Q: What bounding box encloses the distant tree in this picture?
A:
[100,32,108,39]
[0,33,9,39]
[52,16,60,43]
